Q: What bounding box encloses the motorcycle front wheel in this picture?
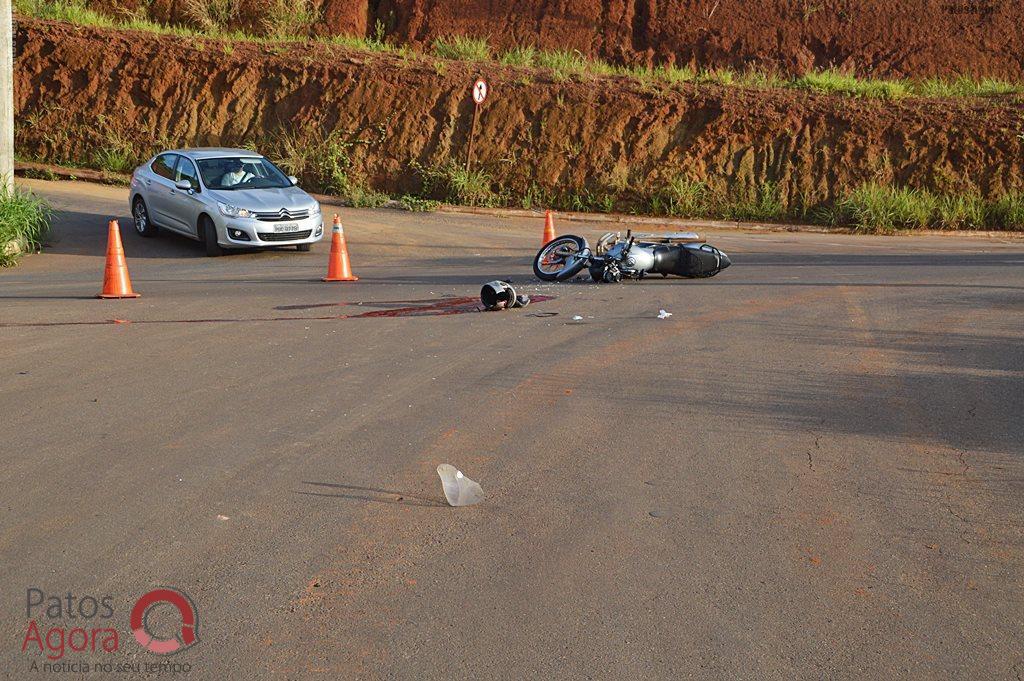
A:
[533,235,590,281]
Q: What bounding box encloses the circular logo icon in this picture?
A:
[130,588,199,655]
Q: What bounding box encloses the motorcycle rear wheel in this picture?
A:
[533,235,589,282]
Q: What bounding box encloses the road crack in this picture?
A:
[946,505,970,523]
[806,434,820,470]
[956,449,971,476]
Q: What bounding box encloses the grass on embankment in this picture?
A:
[15,0,1024,101]
[18,150,1024,233]
[264,145,1024,232]
[831,183,1024,233]
[647,178,1024,232]
[0,187,52,266]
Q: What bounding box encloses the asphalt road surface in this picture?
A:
[2,179,1022,680]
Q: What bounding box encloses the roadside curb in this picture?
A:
[15,162,1024,240]
[429,205,1024,239]
[16,160,130,185]
[435,204,841,234]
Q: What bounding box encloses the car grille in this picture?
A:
[257,229,313,242]
[254,208,311,222]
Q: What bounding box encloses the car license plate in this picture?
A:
[273,223,299,233]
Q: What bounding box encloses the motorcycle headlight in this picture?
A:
[218,202,253,218]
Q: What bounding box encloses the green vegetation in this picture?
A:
[257,0,316,40]
[0,188,52,266]
[20,129,1024,231]
[346,184,390,209]
[829,182,1024,232]
[329,21,395,53]
[19,0,108,26]
[564,188,616,213]
[415,161,497,207]
[646,179,788,222]
[499,46,537,68]
[535,50,590,81]
[257,127,396,208]
[398,195,440,212]
[641,177,1024,231]
[792,69,910,100]
[727,69,787,89]
[431,36,491,62]
[442,166,496,207]
[936,192,988,230]
[17,0,253,41]
[651,65,698,86]
[91,146,134,174]
[917,76,1019,98]
[16,0,1024,100]
[835,183,936,232]
[519,183,553,211]
[19,167,58,181]
[649,178,712,217]
[20,0,311,40]
[721,183,786,222]
[988,193,1024,229]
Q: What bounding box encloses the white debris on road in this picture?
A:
[437,464,484,507]
[657,310,673,319]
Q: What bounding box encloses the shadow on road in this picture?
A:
[43,208,316,260]
[42,209,204,259]
[608,317,1024,457]
[737,251,1024,268]
[297,481,447,508]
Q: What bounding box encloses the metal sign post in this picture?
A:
[466,78,488,173]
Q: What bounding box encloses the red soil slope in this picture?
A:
[14,20,1024,208]
[85,0,1024,79]
[372,0,1024,78]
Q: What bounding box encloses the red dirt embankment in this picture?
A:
[373,0,1024,78]
[89,0,1024,79]
[13,19,1024,208]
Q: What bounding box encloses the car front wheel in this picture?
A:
[296,243,312,252]
[132,197,157,237]
[201,216,224,257]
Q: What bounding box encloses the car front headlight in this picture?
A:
[311,203,321,216]
[218,202,253,218]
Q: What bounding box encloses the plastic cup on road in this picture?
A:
[437,464,484,507]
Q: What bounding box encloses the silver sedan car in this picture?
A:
[129,148,324,256]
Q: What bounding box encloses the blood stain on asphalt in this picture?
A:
[0,295,557,327]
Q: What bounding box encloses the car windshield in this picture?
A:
[196,157,292,190]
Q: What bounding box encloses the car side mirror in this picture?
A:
[174,180,194,193]
[287,176,299,186]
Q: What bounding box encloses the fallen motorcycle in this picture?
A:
[533,231,731,282]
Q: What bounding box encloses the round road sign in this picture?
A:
[472,79,488,104]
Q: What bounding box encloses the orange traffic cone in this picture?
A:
[97,219,140,299]
[542,210,556,246]
[322,215,358,282]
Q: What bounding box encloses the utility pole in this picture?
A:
[0,0,13,193]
